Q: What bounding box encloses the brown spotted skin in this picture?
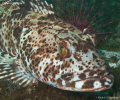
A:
[0,0,114,91]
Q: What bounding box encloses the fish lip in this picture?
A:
[85,73,114,84]
[56,74,114,92]
[85,74,111,81]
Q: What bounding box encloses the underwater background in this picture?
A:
[0,0,120,100]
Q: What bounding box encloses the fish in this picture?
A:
[0,0,114,92]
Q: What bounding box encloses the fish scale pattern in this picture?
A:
[0,0,114,91]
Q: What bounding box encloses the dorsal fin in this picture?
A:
[1,0,55,16]
[29,0,54,15]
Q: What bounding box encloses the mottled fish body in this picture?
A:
[0,0,113,91]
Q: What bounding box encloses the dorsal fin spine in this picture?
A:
[45,1,48,6]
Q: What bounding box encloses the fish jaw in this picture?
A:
[55,73,114,92]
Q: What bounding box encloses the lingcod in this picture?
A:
[0,0,114,91]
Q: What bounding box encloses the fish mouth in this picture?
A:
[56,74,114,92]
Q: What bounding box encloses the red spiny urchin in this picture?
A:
[56,0,118,38]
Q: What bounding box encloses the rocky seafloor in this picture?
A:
[0,79,119,100]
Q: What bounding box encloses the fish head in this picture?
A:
[50,30,114,91]
[25,24,113,92]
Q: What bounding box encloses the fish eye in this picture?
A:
[59,43,69,57]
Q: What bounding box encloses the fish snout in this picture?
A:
[56,73,114,91]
